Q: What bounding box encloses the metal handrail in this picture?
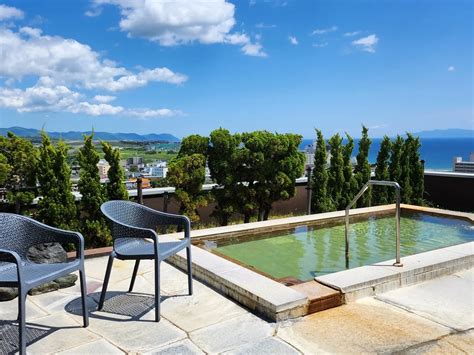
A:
[344,180,403,268]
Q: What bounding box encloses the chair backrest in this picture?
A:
[0,213,39,257]
[101,200,157,230]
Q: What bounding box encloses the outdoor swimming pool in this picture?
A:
[201,211,474,282]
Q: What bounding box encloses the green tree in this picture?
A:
[37,132,77,230]
[0,133,37,214]
[208,128,241,226]
[0,153,11,186]
[178,134,209,157]
[372,136,392,205]
[254,132,305,220]
[311,130,332,213]
[167,134,209,222]
[167,154,207,222]
[408,134,424,205]
[102,142,128,200]
[354,126,372,207]
[400,135,413,203]
[77,134,110,247]
[388,135,404,202]
[341,133,356,208]
[327,134,345,210]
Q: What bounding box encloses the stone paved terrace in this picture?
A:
[0,257,473,354]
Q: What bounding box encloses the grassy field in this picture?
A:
[65,141,179,164]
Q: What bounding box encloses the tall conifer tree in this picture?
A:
[354,126,372,207]
[37,133,77,229]
[373,136,392,205]
[341,133,356,208]
[328,134,345,210]
[102,142,128,201]
[408,134,424,205]
[77,133,110,247]
[400,135,413,203]
[311,130,331,212]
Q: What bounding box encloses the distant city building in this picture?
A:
[127,157,143,165]
[453,153,474,173]
[303,141,331,169]
[97,159,110,179]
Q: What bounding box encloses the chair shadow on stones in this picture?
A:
[0,320,76,355]
[64,291,187,322]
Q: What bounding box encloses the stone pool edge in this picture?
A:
[315,241,474,302]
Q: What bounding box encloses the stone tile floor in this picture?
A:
[0,256,472,354]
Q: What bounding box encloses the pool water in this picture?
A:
[204,212,474,281]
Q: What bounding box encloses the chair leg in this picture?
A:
[186,246,193,296]
[98,253,115,310]
[128,260,140,292]
[79,267,89,327]
[18,287,26,355]
[154,258,161,322]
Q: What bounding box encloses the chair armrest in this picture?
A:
[141,206,192,238]
[19,217,84,260]
[0,248,23,282]
[0,248,22,265]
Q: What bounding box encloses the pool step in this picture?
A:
[290,281,343,314]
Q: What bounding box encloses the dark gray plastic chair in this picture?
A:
[0,213,89,355]
[98,200,193,322]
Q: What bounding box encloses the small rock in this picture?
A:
[55,274,78,289]
[28,281,59,296]
[0,287,18,301]
[27,242,67,264]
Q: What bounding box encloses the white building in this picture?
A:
[453,153,474,173]
[97,159,110,179]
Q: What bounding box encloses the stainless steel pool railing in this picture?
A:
[344,180,403,268]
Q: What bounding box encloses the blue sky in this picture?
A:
[0,0,472,138]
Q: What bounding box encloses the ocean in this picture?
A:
[299,137,474,171]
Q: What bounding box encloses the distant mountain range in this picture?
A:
[413,129,473,139]
[0,126,180,142]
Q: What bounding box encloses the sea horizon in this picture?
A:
[300,137,474,171]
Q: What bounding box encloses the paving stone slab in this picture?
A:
[376,269,474,331]
[145,339,205,355]
[189,313,275,353]
[57,338,125,354]
[0,298,47,321]
[86,311,187,352]
[277,298,451,354]
[225,336,301,355]
[25,313,100,354]
[400,329,474,354]
[160,282,247,332]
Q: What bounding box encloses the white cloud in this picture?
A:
[0,27,187,91]
[312,42,328,48]
[0,81,180,118]
[84,7,102,17]
[127,108,182,119]
[0,4,23,21]
[225,32,267,57]
[289,36,298,45]
[352,34,378,53]
[343,31,361,37]
[0,18,186,118]
[93,0,266,56]
[448,66,455,72]
[255,23,276,29]
[93,95,116,103]
[241,42,267,57]
[19,27,42,37]
[312,26,337,35]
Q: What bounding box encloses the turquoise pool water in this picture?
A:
[205,212,474,281]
